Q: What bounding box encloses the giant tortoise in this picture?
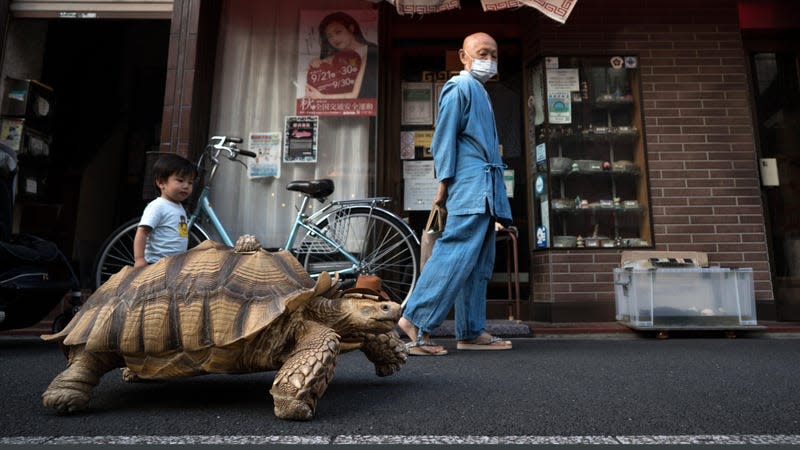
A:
[41,236,407,420]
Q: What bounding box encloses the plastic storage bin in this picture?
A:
[614,267,758,329]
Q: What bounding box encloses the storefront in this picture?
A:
[2,0,798,322]
[188,0,777,322]
[0,0,172,286]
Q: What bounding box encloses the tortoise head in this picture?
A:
[303,295,401,336]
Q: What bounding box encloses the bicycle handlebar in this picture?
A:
[209,135,255,159]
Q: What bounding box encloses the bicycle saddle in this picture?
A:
[286,179,334,199]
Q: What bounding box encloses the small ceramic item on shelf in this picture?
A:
[576,235,585,248]
[553,235,577,248]
[601,239,616,248]
[597,93,614,102]
[552,198,574,210]
[586,237,604,247]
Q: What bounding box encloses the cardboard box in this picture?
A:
[620,250,708,269]
[0,117,51,157]
[1,78,54,134]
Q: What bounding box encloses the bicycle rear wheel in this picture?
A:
[92,218,210,289]
[295,206,419,305]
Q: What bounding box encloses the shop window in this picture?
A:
[526,55,653,250]
[208,1,378,248]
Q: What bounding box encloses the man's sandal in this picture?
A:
[457,332,512,351]
[406,340,448,356]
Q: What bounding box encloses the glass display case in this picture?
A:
[526,55,652,250]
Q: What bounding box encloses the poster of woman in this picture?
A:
[296,9,378,117]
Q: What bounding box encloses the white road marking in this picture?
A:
[2,435,800,445]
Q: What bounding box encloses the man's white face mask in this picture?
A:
[467,53,497,83]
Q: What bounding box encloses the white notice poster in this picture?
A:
[403,160,437,210]
[248,132,281,179]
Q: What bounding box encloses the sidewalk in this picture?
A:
[428,319,800,339]
[4,315,799,339]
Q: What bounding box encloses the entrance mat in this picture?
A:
[428,320,532,337]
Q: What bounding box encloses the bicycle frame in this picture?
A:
[285,195,400,273]
[186,177,410,278]
[186,185,234,246]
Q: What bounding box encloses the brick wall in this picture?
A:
[528,0,773,318]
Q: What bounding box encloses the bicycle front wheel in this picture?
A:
[296,206,420,305]
[92,218,211,289]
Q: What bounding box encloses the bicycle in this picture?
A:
[93,136,420,304]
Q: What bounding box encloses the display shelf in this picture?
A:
[526,55,652,250]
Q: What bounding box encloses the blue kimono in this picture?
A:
[402,70,512,341]
[432,70,512,223]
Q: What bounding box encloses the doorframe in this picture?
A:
[741,29,800,321]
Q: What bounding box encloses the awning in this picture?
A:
[375,0,577,24]
[9,0,173,19]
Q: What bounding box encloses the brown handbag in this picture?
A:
[420,204,446,271]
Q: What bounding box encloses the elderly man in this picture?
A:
[398,32,513,355]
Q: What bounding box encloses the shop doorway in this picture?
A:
[382,5,529,309]
[5,19,169,287]
[745,30,800,320]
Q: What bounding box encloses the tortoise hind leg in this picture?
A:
[42,345,122,414]
[270,323,340,420]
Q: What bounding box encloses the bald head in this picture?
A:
[463,33,496,52]
[459,32,498,73]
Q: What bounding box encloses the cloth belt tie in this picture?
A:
[485,163,506,174]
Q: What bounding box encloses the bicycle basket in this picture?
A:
[293,209,354,254]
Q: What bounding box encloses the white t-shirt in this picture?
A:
[139,197,189,263]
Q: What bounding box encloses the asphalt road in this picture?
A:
[1,335,799,444]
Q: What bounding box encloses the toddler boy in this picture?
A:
[133,153,196,267]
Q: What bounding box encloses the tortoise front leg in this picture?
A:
[42,345,122,414]
[270,323,340,420]
[360,330,408,377]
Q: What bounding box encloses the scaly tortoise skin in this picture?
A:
[41,236,407,420]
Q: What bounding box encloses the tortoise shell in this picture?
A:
[44,239,331,354]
